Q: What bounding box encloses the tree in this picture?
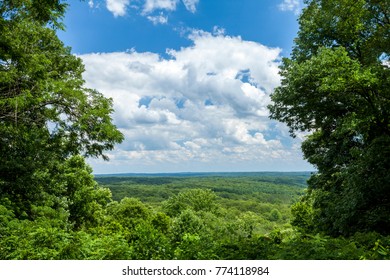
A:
[268,0,389,236]
[163,189,218,217]
[0,1,123,217]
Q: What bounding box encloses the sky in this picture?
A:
[58,0,314,174]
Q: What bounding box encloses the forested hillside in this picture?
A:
[2,170,389,259]
[1,0,389,260]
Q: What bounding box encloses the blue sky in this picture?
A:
[58,0,313,174]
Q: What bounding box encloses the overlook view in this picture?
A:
[0,0,389,261]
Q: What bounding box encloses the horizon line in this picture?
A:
[93,170,316,176]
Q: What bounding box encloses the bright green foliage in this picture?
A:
[0,218,72,259]
[2,172,390,259]
[269,208,282,222]
[151,212,171,233]
[128,222,172,259]
[106,176,302,259]
[0,0,67,28]
[0,196,74,259]
[106,197,152,231]
[171,209,205,242]
[269,0,390,236]
[75,231,131,260]
[174,232,218,260]
[163,188,218,216]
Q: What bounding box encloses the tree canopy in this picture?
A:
[269,0,390,236]
[0,0,123,217]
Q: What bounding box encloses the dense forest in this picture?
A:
[1,170,389,259]
[1,0,389,259]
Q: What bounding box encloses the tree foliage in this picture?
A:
[0,0,123,217]
[269,0,390,236]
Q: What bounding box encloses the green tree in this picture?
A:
[0,1,123,217]
[56,155,112,229]
[163,189,218,217]
[269,0,389,236]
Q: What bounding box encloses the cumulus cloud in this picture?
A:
[80,30,307,172]
[104,0,199,21]
[278,0,302,15]
[143,0,178,14]
[106,0,130,17]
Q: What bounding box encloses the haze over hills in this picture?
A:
[94,171,313,177]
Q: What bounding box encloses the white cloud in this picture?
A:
[143,0,178,14]
[106,0,130,17]
[182,0,199,13]
[278,0,301,15]
[103,0,199,20]
[81,30,310,173]
[147,13,169,25]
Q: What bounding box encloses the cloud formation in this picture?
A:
[143,0,178,14]
[278,0,302,15]
[80,30,308,172]
[182,0,199,13]
[104,0,199,22]
[106,0,130,17]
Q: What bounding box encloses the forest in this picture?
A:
[1,0,389,259]
[1,170,389,259]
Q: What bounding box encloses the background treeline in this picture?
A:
[1,166,389,259]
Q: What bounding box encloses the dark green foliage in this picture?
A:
[269,0,390,236]
[97,174,308,204]
[0,0,123,219]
